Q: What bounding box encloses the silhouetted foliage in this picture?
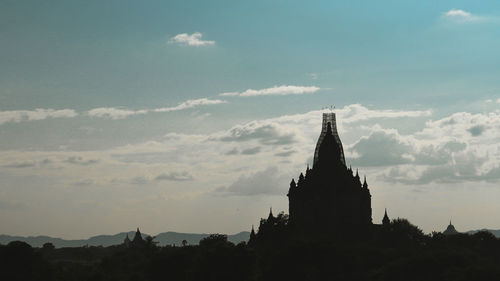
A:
[42,242,55,251]
[3,226,500,281]
[0,241,51,281]
[199,234,232,248]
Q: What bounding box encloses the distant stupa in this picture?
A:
[443,221,459,235]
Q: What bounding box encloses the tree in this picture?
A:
[42,242,55,251]
[199,234,232,248]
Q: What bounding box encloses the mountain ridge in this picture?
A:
[0,231,250,248]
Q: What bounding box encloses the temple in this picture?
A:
[123,228,146,247]
[287,112,372,234]
[443,221,459,235]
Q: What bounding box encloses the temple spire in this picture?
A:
[313,113,346,167]
[382,208,390,225]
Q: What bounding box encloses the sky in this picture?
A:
[1,0,500,239]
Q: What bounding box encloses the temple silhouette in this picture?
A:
[253,112,375,241]
[443,221,459,235]
[123,228,146,248]
[288,112,372,233]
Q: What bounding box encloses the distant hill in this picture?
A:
[466,229,500,237]
[0,231,250,248]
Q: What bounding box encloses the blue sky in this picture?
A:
[1,0,500,238]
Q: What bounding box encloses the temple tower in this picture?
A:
[287,111,372,234]
[313,113,345,167]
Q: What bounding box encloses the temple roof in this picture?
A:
[443,221,459,235]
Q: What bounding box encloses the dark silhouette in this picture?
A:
[253,112,372,243]
[443,220,459,235]
[288,113,372,237]
[382,208,390,225]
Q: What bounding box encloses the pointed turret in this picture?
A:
[249,225,256,245]
[363,176,368,189]
[382,208,390,225]
[288,178,297,198]
[267,207,275,221]
[305,164,311,179]
[355,169,361,185]
[298,173,305,186]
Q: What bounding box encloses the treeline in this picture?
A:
[2,219,500,281]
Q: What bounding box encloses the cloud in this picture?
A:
[155,171,194,181]
[2,158,52,168]
[64,156,99,166]
[0,109,77,125]
[73,179,94,186]
[130,176,149,185]
[349,129,413,167]
[442,9,485,23]
[338,104,432,123]
[154,98,226,112]
[87,107,148,120]
[468,125,486,136]
[225,148,239,155]
[220,85,320,97]
[3,161,37,168]
[217,121,298,145]
[215,167,287,196]
[344,110,500,185]
[168,32,215,46]
[87,98,226,119]
[275,150,296,157]
[241,147,261,155]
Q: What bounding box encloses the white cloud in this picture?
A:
[87,98,226,119]
[87,107,148,120]
[345,110,500,184]
[154,98,226,112]
[220,85,320,97]
[0,109,77,125]
[442,9,485,22]
[215,167,287,196]
[168,32,215,46]
[217,121,299,145]
[337,104,432,123]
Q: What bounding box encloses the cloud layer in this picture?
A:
[168,32,215,46]
[220,85,320,97]
[0,109,77,125]
[87,98,226,119]
[442,9,486,23]
[87,108,148,120]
